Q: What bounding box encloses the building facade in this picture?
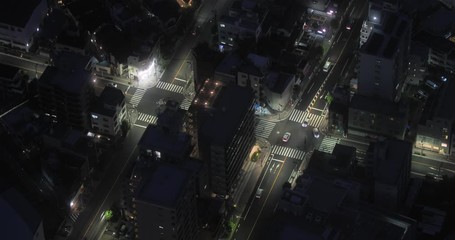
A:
[188,82,256,196]
[38,66,94,130]
[90,86,127,137]
[0,0,47,51]
[134,164,199,240]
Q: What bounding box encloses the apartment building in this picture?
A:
[187,81,256,196]
[217,0,268,52]
[38,66,95,130]
[90,86,127,137]
[0,0,47,51]
[358,12,411,102]
[134,164,198,240]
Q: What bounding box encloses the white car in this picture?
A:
[302,120,308,128]
[313,128,320,138]
[282,132,291,142]
[256,188,264,198]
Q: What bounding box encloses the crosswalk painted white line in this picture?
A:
[318,137,340,153]
[255,119,276,139]
[137,112,157,125]
[68,212,80,223]
[130,88,146,106]
[289,109,326,128]
[180,97,193,110]
[271,145,306,160]
[155,81,184,94]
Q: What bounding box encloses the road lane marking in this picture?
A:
[247,157,286,240]
[83,146,138,238]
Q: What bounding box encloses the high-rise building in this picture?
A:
[366,138,411,210]
[134,163,198,240]
[358,11,411,102]
[186,80,256,196]
[38,66,95,130]
[0,0,47,51]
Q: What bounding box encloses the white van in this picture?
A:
[323,61,332,72]
[255,188,264,198]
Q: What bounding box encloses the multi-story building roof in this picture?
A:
[38,65,94,130]
[134,163,198,240]
[358,11,411,102]
[348,94,408,139]
[0,0,47,51]
[217,0,269,52]
[366,138,412,210]
[90,86,126,137]
[187,81,256,196]
[0,187,45,240]
[138,124,192,163]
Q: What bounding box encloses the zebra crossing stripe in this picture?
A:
[137,112,158,124]
[318,137,339,153]
[289,109,326,128]
[69,213,79,222]
[130,88,146,106]
[180,98,192,110]
[156,81,184,94]
[255,119,276,139]
[271,145,306,160]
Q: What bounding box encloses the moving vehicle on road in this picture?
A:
[323,60,332,72]
[256,188,264,198]
[302,120,308,128]
[313,128,320,138]
[282,132,291,142]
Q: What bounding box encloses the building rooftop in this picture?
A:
[350,94,407,118]
[361,12,410,59]
[0,188,41,239]
[215,54,242,77]
[92,86,125,117]
[265,71,294,93]
[0,0,42,28]
[200,84,254,145]
[0,63,19,79]
[138,125,191,160]
[348,204,416,240]
[137,164,190,208]
[305,178,347,213]
[373,139,411,185]
[54,51,95,71]
[39,66,92,94]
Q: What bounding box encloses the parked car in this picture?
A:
[282,132,291,142]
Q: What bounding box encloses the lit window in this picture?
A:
[220,24,225,28]
[441,143,448,147]
[155,151,161,158]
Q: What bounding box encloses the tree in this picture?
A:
[330,18,340,30]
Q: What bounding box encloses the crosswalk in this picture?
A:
[68,212,80,223]
[289,109,326,128]
[130,88,146,107]
[137,112,158,125]
[271,145,306,160]
[155,81,184,94]
[180,97,193,110]
[255,119,276,139]
[318,137,340,153]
